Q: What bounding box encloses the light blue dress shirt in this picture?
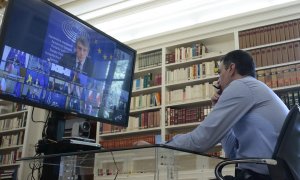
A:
[166,76,289,174]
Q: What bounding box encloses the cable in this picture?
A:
[110,151,119,180]
[31,107,46,123]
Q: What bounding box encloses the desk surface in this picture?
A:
[19,144,226,161]
[19,144,232,180]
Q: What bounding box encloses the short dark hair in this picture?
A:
[221,50,256,77]
[76,36,90,49]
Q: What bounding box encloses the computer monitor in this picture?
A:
[0,0,136,127]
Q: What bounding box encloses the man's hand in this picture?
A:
[211,92,221,106]
[132,140,151,146]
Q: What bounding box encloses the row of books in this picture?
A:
[130,92,161,110]
[166,105,212,126]
[166,82,215,104]
[100,134,161,149]
[0,102,26,114]
[99,123,125,134]
[166,61,218,84]
[257,64,300,88]
[128,111,161,130]
[0,131,24,148]
[132,73,162,91]
[239,18,300,49]
[248,41,300,68]
[137,51,162,70]
[0,170,16,180]
[0,148,22,165]
[99,111,161,134]
[278,90,300,109]
[0,115,27,131]
[166,43,208,63]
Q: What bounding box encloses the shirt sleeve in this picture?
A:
[221,129,238,159]
[166,79,255,152]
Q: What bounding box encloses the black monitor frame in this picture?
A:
[0,0,136,127]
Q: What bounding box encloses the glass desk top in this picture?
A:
[18,144,234,180]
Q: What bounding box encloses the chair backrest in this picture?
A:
[269,104,300,180]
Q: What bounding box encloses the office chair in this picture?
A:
[214,104,300,180]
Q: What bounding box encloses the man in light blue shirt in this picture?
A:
[166,50,289,179]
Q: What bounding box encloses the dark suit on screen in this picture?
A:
[59,53,94,77]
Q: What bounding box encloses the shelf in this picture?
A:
[273,84,300,92]
[100,127,161,138]
[165,122,201,130]
[130,106,161,115]
[243,37,300,51]
[0,163,20,168]
[166,98,211,108]
[165,52,226,69]
[132,85,162,96]
[166,75,218,89]
[256,60,300,71]
[0,110,28,119]
[0,145,23,151]
[134,66,161,76]
[0,127,26,134]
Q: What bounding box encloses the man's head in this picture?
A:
[75,36,90,62]
[218,50,256,91]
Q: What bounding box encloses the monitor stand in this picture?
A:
[38,111,100,180]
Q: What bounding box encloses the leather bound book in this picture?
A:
[239,31,244,49]
[270,25,277,43]
[283,66,291,86]
[256,49,262,67]
[289,65,297,85]
[281,44,289,63]
[255,28,261,46]
[296,64,300,84]
[288,21,295,40]
[293,19,300,38]
[293,42,300,60]
[276,46,283,64]
[277,67,284,87]
[245,30,250,48]
[266,47,273,66]
[264,26,270,44]
[275,24,281,42]
[287,42,295,61]
[260,27,265,45]
[271,68,278,88]
[261,48,268,67]
[272,46,278,65]
[279,23,286,41]
[284,22,290,40]
[265,69,272,87]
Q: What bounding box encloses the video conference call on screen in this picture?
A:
[0,0,136,126]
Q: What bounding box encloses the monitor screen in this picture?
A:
[0,0,136,127]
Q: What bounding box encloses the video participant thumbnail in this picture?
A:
[24,69,49,88]
[43,91,66,109]
[21,84,44,103]
[2,45,28,68]
[0,77,21,97]
[48,77,68,94]
[27,55,51,74]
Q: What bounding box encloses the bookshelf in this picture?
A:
[0,100,47,180]
[0,101,27,180]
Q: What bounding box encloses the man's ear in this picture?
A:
[228,63,236,76]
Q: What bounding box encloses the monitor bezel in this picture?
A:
[0,0,136,127]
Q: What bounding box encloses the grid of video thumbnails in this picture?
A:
[0,45,129,121]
